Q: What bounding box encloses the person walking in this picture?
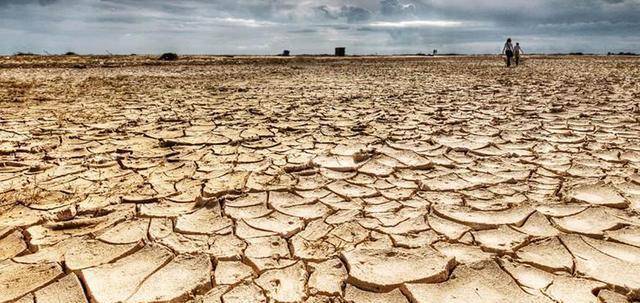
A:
[514,42,524,66]
[502,38,514,67]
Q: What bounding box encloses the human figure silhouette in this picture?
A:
[502,38,514,67]
[514,43,524,66]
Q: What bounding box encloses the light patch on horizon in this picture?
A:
[367,20,463,28]
[215,17,278,28]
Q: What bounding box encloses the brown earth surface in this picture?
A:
[1,55,640,303]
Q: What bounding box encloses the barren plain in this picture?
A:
[1,55,640,303]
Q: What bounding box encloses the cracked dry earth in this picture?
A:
[1,55,640,303]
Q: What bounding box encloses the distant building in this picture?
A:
[335,47,346,57]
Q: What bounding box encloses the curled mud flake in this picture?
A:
[245,236,291,260]
[308,258,347,296]
[433,204,535,229]
[433,242,495,264]
[235,220,278,239]
[163,133,230,146]
[215,261,255,285]
[243,212,304,238]
[0,260,64,303]
[543,275,605,303]
[498,258,554,291]
[327,180,378,198]
[80,245,173,303]
[175,206,232,235]
[97,218,149,244]
[358,159,395,177]
[0,230,28,261]
[197,285,230,303]
[34,274,88,303]
[225,203,272,220]
[581,236,640,265]
[402,260,552,303]
[341,246,454,292]
[535,203,589,217]
[225,192,268,208]
[222,281,267,303]
[561,234,640,296]
[564,182,628,208]
[390,230,441,248]
[512,211,560,237]
[472,225,531,253]
[312,155,361,172]
[15,236,85,264]
[203,171,250,198]
[605,225,640,248]
[515,237,573,272]
[344,284,409,303]
[158,232,210,254]
[138,200,199,218]
[597,289,631,303]
[148,217,173,241]
[269,191,332,220]
[64,240,142,271]
[427,212,471,240]
[552,207,627,236]
[255,261,308,303]
[421,173,475,192]
[127,254,212,303]
[208,234,247,261]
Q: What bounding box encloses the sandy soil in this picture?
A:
[1,55,640,303]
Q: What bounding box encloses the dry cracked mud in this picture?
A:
[1,55,640,303]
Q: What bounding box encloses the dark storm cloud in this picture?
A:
[0,0,639,54]
[315,5,372,23]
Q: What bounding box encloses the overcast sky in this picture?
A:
[1,0,639,55]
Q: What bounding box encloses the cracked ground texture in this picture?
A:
[1,55,640,303]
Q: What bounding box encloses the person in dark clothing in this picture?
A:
[514,42,524,66]
[502,38,514,67]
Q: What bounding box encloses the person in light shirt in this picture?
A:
[514,42,524,66]
[502,38,514,67]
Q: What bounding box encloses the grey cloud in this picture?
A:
[315,5,339,20]
[380,0,416,17]
[315,5,372,23]
[340,6,372,23]
[0,0,57,6]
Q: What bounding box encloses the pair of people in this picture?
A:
[502,38,524,67]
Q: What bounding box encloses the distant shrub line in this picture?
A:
[158,53,179,61]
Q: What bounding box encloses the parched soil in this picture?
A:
[1,55,640,303]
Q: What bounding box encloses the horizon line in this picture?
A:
[3,52,638,57]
